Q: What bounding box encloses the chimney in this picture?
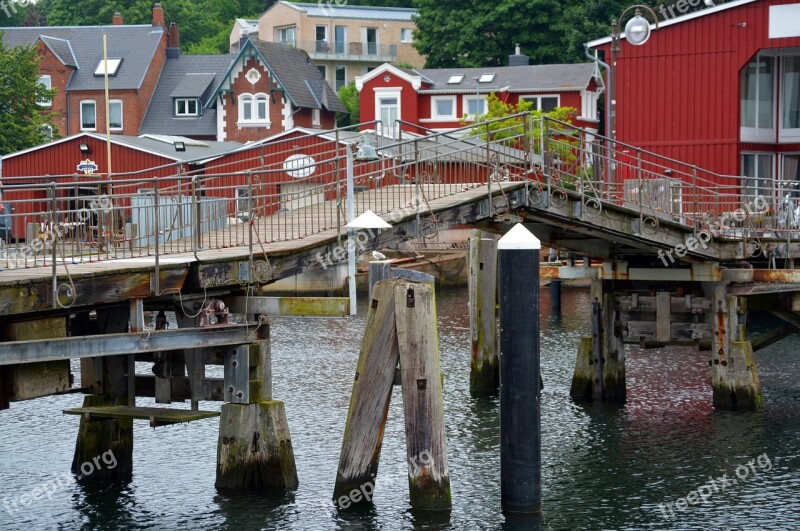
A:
[508,43,530,66]
[167,22,181,57]
[112,12,123,25]
[152,3,164,27]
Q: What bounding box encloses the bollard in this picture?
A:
[498,223,541,515]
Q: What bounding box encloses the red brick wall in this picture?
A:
[221,57,287,142]
[35,44,73,137]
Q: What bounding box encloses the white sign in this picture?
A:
[283,154,316,178]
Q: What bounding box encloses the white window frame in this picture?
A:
[108,99,123,131]
[431,96,456,120]
[374,88,402,136]
[741,152,775,206]
[461,95,487,120]
[238,93,270,126]
[520,94,560,112]
[275,26,296,46]
[37,75,52,107]
[312,108,321,127]
[741,54,777,143]
[174,98,199,117]
[780,55,800,143]
[580,90,599,121]
[400,28,412,43]
[80,100,96,131]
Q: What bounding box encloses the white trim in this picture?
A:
[461,94,487,120]
[174,97,200,117]
[282,97,293,130]
[586,0,757,48]
[238,92,270,125]
[0,132,185,163]
[312,107,321,127]
[431,96,457,120]
[109,99,123,131]
[80,100,96,131]
[355,63,423,91]
[375,89,401,136]
[37,75,52,107]
[217,94,226,141]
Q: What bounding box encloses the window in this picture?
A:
[478,73,495,83]
[741,153,774,205]
[364,28,378,55]
[781,56,800,141]
[375,89,401,137]
[275,26,296,46]
[236,187,252,217]
[335,26,347,54]
[581,90,599,120]
[432,96,456,119]
[400,28,412,43]
[463,96,487,120]
[315,25,329,52]
[80,100,96,130]
[447,75,464,84]
[40,124,53,140]
[109,100,123,130]
[94,58,122,77]
[335,65,346,92]
[312,108,321,127]
[741,55,775,142]
[174,98,199,117]
[782,154,800,187]
[318,65,327,80]
[239,93,269,124]
[37,75,52,107]
[521,95,560,113]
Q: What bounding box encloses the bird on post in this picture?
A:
[372,251,387,261]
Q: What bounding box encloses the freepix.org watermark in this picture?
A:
[658,0,715,21]
[658,452,772,520]
[0,0,33,18]
[657,195,768,267]
[2,450,118,516]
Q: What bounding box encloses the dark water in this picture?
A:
[1,287,799,530]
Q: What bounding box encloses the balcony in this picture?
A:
[294,40,397,63]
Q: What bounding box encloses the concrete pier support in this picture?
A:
[570,280,626,402]
[215,324,298,491]
[469,230,499,396]
[707,284,763,410]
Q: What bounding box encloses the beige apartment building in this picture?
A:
[258,1,425,91]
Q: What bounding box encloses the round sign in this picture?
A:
[283,154,316,178]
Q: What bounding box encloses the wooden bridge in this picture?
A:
[1,114,798,501]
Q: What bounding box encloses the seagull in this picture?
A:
[372,250,387,260]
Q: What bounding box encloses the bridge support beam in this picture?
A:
[469,230,499,396]
[570,280,626,402]
[215,322,298,492]
[707,284,763,410]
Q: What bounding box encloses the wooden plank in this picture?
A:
[333,279,400,506]
[229,296,349,317]
[469,232,498,395]
[625,321,712,340]
[63,405,219,426]
[394,281,451,510]
[656,292,671,342]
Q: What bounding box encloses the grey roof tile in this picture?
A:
[38,36,78,68]
[278,1,417,21]
[0,25,164,91]
[140,54,233,138]
[415,63,597,93]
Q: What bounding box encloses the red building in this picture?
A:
[355,54,602,136]
[587,0,800,200]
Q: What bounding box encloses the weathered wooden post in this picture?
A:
[498,224,541,515]
[334,276,450,511]
[469,230,498,395]
[216,321,298,491]
[706,283,762,410]
[368,260,392,301]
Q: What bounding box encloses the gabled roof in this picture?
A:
[0,132,242,164]
[274,0,417,21]
[0,25,164,91]
[586,0,758,48]
[140,54,233,138]
[206,39,347,113]
[356,62,597,94]
[37,36,78,68]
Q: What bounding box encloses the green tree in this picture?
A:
[0,33,58,155]
[337,82,359,128]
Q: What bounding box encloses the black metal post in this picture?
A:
[499,223,541,515]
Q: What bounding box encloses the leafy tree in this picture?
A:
[337,82,359,128]
[0,33,58,155]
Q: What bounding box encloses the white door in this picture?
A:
[377,96,399,137]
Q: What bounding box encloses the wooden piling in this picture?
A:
[333,279,400,504]
[71,394,133,480]
[369,260,392,301]
[395,281,451,510]
[469,231,499,395]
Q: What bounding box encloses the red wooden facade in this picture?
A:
[588,0,800,185]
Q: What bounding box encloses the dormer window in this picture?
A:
[447,75,464,84]
[94,58,122,77]
[175,98,199,117]
[478,73,495,83]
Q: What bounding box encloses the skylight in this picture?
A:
[447,75,464,84]
[94,58,122,77]
[478,73,496,83]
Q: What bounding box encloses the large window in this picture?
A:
[239,93,269,124]
[462,96,487,120]
[175,98,199,117]
[335,26,347,54]
[741,153,774,204]
[521,95,560,112]
[109,100,123,130]
[335,65,346,92]
[315,25,329,52]
[80,100,96,131]
[431,96,456,119]
[782,56,800,141]
[741,55,775,141]
[275,26,296,46]
[37,75,52,107]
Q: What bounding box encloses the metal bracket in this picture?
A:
[198,299,230,327]
[224,345,249,404]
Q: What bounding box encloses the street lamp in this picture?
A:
[608,5,658,180]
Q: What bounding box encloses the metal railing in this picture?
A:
[295,40,398,60]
